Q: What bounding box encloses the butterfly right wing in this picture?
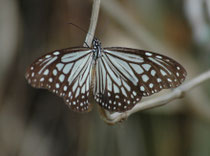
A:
[25,47,94,112]
[94,47,186,112]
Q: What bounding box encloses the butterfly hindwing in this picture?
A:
[94,51,143,112]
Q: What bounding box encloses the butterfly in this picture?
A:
[25,38,187,113]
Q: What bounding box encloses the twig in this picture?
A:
[103,70,210,124]
[84,0,101,47]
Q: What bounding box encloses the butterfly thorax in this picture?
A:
[92,38,102,60]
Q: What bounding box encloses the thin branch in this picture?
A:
[103,70,210,124]
[84,0,101,47]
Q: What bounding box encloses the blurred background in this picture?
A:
[0,0,210,155]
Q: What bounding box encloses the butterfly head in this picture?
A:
[92,38,102,60]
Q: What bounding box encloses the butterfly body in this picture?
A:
[25,38,187,113]
[92,38,102,60]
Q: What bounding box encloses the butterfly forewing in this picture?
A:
[94,47,186,112]
[25,47,94,112]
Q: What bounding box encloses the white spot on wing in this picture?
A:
[149,83,154,88]
[53,51,60,55]
[151,70,156,76]
[53,69,57,76]
[56,63,64,71]
[156,55,162,59]
[49,78,53,82]
[140,86,145,91]
[43,69,49,75]
[142,64,151,71]
[132,91,137,96]
[142,74,149,82]
[56,83,60,88]
[40,77,44,82]
[176,72,180,77]
[31,72,35,77]
[63,63,73,74]
[157,78,162,82]
[59,74,65,82]
[63,86,67,91]
[145,52,152,56]
[167,78,172,82]
[160,69,167,76]
[45,55,51,58]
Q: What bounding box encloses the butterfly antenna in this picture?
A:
[67,22,98,40]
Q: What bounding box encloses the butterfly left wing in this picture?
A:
[25,47,94,112]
